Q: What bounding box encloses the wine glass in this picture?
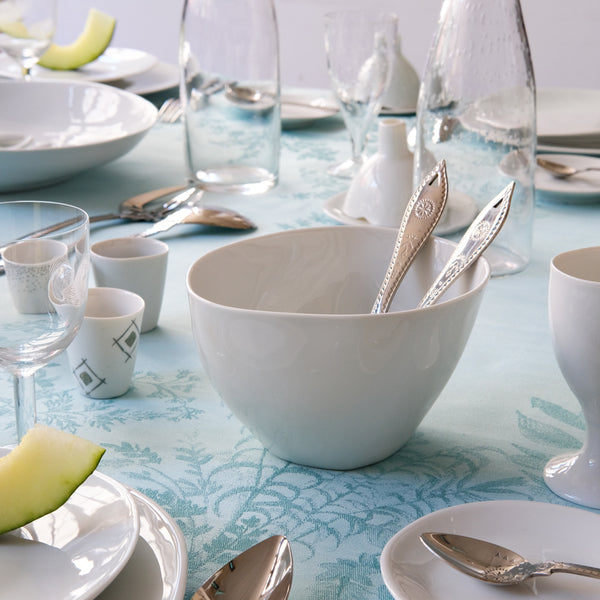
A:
[0,201,89,443]
[324,10,397,179]
[0,0,57,79]
[544,246,600,509]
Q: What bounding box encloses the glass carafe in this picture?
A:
[414,0,536,275]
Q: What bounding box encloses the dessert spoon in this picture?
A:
[537,157,600,179]
[421,532,600,585]
[191,535,293,600]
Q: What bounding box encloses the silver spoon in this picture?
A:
[537,157,600,179]
[191,535,293,600]
[420,532,600,585]
[371,160,448,314]
[418,181,514,308]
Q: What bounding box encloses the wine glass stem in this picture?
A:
[14,374,36,441]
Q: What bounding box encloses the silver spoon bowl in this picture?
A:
[421,532,600,585]
[537,157,600,179]
[191,535,293,600]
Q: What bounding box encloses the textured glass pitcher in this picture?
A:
[414,0,536,275]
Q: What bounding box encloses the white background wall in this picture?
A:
[55,0,600,91]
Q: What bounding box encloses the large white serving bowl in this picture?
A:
[187,226,490,470]
[0,80,157,192]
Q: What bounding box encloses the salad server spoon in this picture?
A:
[372,160,448,314]
[418,181,514,308]
[420,532,600,585]
[191,535,293,600]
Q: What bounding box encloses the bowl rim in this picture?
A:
[186,226,491,319]
[0,79,157,153]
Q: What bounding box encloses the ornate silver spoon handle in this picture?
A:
[418,181,514,309]
[371,160,449,314]
[541,561,600,580]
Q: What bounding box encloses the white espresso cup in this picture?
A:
[91,237,168,333]
[3,238,68,314]
[67,287,145,398]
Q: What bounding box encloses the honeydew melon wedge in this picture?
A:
[0,424,105,535]
[38,8,116,70]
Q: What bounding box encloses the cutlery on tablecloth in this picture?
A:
[372,160,448,314]
[537,156,600,179]
[191,535,292,600]
[420,532,600,585]
[418,181,514,308]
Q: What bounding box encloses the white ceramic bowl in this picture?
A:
[187,226,490,470]
[0,80,157,191]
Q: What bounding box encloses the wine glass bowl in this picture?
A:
[0,201,89,442]
[324,10,397,179]
[544,246,600,509]
[0,0,57,78]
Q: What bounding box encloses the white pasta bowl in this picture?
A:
[187,226,490,470]
[0,80,156,192]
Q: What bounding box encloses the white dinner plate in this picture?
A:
[97,489,188,600]
[0,447,139,600]
[380,105,416,116]
[107,61,179,96]
[281,91,339,129]
[380,500,600,600]
[537,88,600,141]
[536,153,600,203]
[0,80,157,192]
[323,190,477,236]
[0,47,157,83]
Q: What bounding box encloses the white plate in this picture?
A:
[0,47,158,83]
[536,153,600,203]
[0,447,139,600]
[97,489,188,600]
[0,80,157,192]
[323,190,477,236]
[381,500,600,600]
[281,90,339,129]
[107,61,179,96]
[380,105,416,116]
[537,88,600,141]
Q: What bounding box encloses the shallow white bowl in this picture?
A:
[187,226,490,470]
[0,80,157,191]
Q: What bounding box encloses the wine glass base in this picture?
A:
[326,156,366,179]
[544,450,600,509]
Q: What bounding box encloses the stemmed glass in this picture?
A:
[324,10,397,179]
[0,201,89,443]
[0,0,57,79]
[544,247,600,509]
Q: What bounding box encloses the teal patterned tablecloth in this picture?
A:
[1,104,599,600]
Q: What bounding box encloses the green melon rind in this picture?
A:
[0,424,105,535]
[38,8,116,71]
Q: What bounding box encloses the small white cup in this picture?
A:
[91,237,168,333]
[3,239,68,313]
[67,287,145,398]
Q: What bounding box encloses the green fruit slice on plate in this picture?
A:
[38,8,116,70]
[0,424,105,534]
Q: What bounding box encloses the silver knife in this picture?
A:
[418,181,514,308]
[372,160,449,314]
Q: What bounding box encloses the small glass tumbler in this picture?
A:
[414,0,536,276]
[179,0,281,195]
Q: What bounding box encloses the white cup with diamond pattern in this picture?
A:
[67,287,144,398]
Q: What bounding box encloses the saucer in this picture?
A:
[536,153,600,204]
[0,447,139,600]
[281,91,339,129]
[381,500,600,600]
[323,190,477,236]
[97,489,187,600]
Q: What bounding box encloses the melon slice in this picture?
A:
[0,424,105,535]
[38,8,116,70]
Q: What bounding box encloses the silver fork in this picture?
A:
[157,97,182,123]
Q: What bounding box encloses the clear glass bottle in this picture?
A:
[414,0,536,275]
[179,0,280,195]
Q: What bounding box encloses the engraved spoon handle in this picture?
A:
[418,181,514,309]
[543,561,600,580]
[371,160,449,314]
